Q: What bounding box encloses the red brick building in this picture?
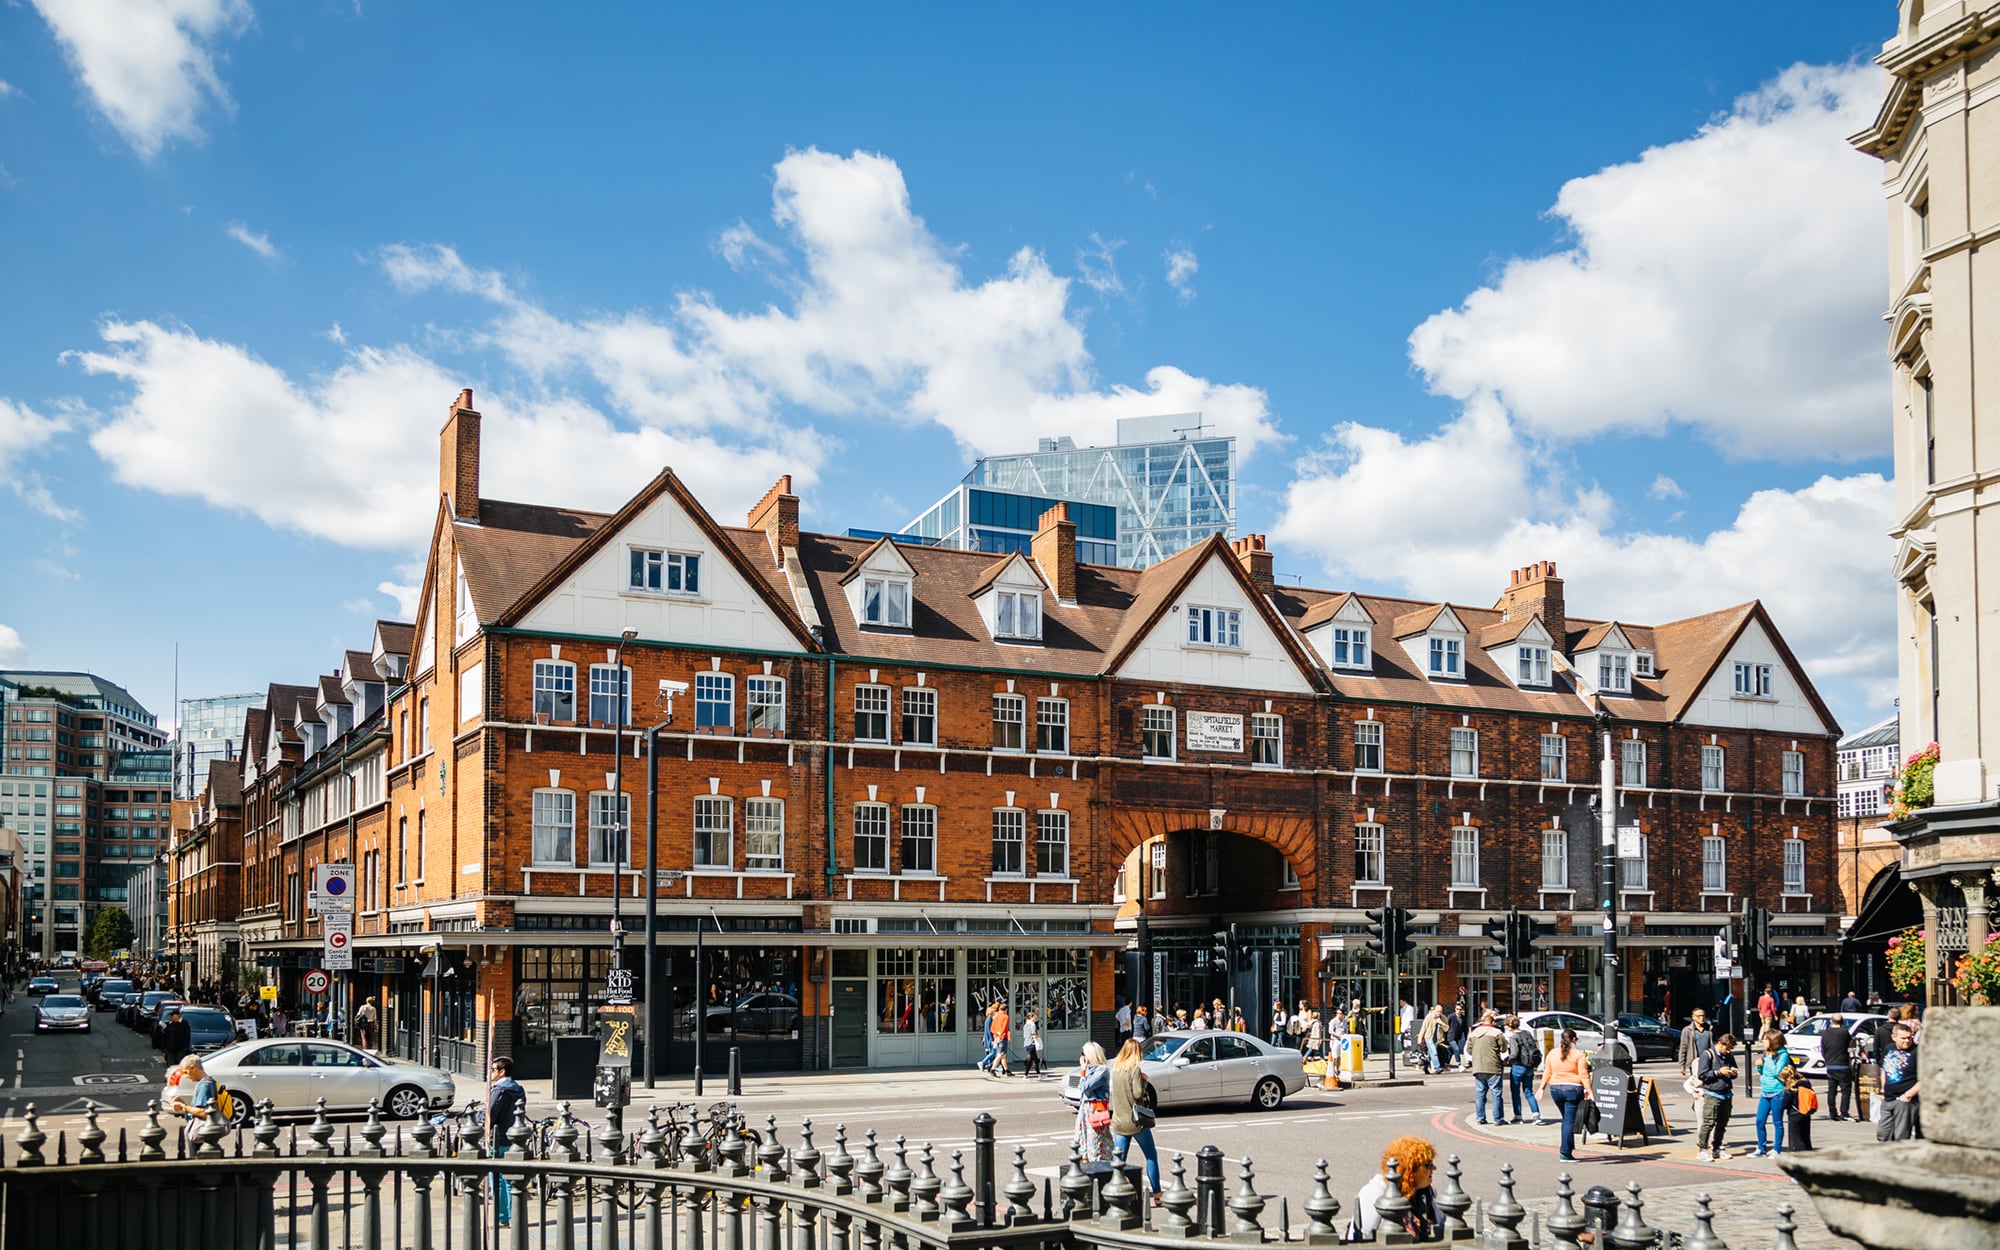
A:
[240,391,1841,1076]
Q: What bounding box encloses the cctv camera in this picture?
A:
[660,679,690,695]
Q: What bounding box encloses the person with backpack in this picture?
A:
[1695,1032,1741,1162]
[169,1056,226,1143]
[1503,1015,1546,1124]
[487,1056,527,1228]
[1783,1067,1817,1151]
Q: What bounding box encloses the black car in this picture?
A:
[133,991,179,1031]
[92,979,135,1010]
[26,977,57,997]
[1614,1013,1683,1060]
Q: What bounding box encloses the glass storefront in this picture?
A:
[855,945,1090,1068]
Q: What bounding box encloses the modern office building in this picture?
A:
[1853,0,2000,999]
[906,414,1235,568]
[0,671,170,955]
[175,692,263,800]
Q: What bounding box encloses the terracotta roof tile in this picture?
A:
[1298,592,1372,630]
[1389,604,1449,639]
[455,499,613,624]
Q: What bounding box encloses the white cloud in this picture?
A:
[324,322,347,345]
[0,625,24,665]
[377,581,420,619]
[716,221,785,274]
[1076,233,1127,299]
[1165,247,1198,303]
[0,81,19,100]
[0,397,68,473]
[1648,474,1686,501]
[32,0,253,159]
[73,319,824,550]
[1273,404,1898,725]
[377,149,1281,461]
[1407,63,1886,459]
[226,220,280,260]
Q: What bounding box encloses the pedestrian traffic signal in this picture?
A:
[1482,915,1509,957]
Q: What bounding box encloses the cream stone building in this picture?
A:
[1852,1,2000,997]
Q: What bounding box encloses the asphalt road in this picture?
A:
[0,972,172,1121]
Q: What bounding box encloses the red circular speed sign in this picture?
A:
[303,970,330,995]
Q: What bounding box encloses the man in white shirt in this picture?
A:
[1114,999,1132,1047]
[1399,999,1416,1049]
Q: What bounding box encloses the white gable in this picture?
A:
[514,491,806,653]
[1303,596,1377,670]
[842,540,919,627]
[1485,618,1555,687]
[1681,617,1833,734]
[1398,605,1468,678]
[1115,555,1315,692]
[971,554,1050,641]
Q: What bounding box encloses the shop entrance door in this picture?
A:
[831,981,867,1067]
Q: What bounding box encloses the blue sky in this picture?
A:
[1,2,1899,734]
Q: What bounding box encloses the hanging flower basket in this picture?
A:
[1886,927,1928,993]
[1891,743,1941,820]
[1951,937,2000,1005]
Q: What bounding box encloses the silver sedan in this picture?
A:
[198,1038,458,1123]
[1060,1031,1310,1111]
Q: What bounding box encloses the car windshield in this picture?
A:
[101,981,133,994]
[182,1010,232,1029]
[44,996,84,1008]
[142,993,175,1006]
[1141,1036,1191,1062]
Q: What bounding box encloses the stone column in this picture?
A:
[1918,888,1940,1005]
[1968,879,1990,953]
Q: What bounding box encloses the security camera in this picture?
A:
[660,679,690,695]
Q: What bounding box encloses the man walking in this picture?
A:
[1468,1010,1507,1125]
[1840,989,1863,1015]
[487,1056,527,1228]
[1757,984,1778,1033]
[1446,1003,1470,1069]
[1114,997,1132,1049]
[1695,1033,1740,1162]
[988,999,1012,1077]
[1677,1008,1714,1119]
[1877,1021,1921,1141]
[160,1007,192,1066]
[1821,1014,1855,1120]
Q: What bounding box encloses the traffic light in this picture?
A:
[1364,907,1392,956]
[1390,906,1418,956]
[1481,914,1509,958]
[1748,907,1773,963]
[1210,928,1233,968]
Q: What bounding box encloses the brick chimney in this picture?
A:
[1032,504,1077,603]
[747,475,800,565]
[1232,534,1274,597]
[1496,560,1566,651]
[440,388,480,523]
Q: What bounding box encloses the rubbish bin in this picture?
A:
[553,1034,597,1101]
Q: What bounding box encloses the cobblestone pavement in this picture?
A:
[1509,1176,1857,1249]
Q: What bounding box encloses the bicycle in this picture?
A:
[655,1100,762,1168]
[428,1098,486,1154]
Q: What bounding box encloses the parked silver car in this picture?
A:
[198,1039,457,1123]
[1517,1011,1638,1066]
[1059,1031,1309,1111]
[1784,1012,1886,1075]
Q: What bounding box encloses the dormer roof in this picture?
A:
[1572,621,1632,652]
[1479,615,1549,648]
[837,535,918,586]
[1300,592,1374,630]
[968,551,1049,599]
[1391,603,1465,640]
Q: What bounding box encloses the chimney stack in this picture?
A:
[747,475,800,566]
[440,389,481,523]
[1032,504,1077,604]
[1496,560,1566,652]
[1232,534,1275,597]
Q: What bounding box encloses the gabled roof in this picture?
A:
[203,759,242,807]
[1390,603,1463,640]
[1647,601,1841,734]
[1478,615,1544,648]
[967,551,1049,599]
[1299,592,1373,631]
[1572,621,1631,652]
[344,651,383,683]
[317,676,351,708]
[1097,535,1328,691]
[456,499,615,626]
[837,535,918,587]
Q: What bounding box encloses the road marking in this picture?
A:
[73,1074,148,1086]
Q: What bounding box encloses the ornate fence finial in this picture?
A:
[795,1118,822,1188]
[940,1148,975,1227]
[1227,1156,1267,1243]
[1484,1164,1529,1250]
[77,1102,105,1165]
[1547,1174,1587,1249]
[1435,1154,1471,1239]
[16,1104,45,1168]
[138,1099,168,1163]
[1098,1151,1142,1232]
[1303,1158,1342,1245]
[886,1134,914,1211]
[410,1108,438,1159]
[1607,1182,1651,1250]
[1682,1193,1728,1250]
[1003,1144,1037,1223]
[855,1128,885,1202]
[827,1123,856,1196]
[758,1114,786,1180]
[359,1100,387,1158]
[1059,1141,1093,1221]
[251,1100,281,1159]
[1375,1156,1412,1244]
[1771,1203,1799,1250]
[552,1102,581,1164]
[911,1142,943,1220]
[1159,1153,1199,1237]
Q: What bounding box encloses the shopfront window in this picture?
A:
[438,957,479,1043]
[681,945,802,1041]
[876,948,956,1034]
[517,946,614,1048]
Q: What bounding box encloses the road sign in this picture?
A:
[323,915,354,971]
[259,985,278,1002]
[655,869,685,886]
[315,864,356,914]
[303,969,331,995]
[605,966,634,1006]
[1617,825,1644,859]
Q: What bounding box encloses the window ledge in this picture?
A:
[1251,762,1285,772]
[620,589,709,606]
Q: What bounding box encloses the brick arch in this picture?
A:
[1094,805,1319,902]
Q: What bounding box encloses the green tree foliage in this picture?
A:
[84,906,135,959]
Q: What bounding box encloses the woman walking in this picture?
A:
[1071,1042,1114,1168]
[1537,1027,1591,1163]
[1108,1039,1162,1205]
[1750,1029,1795,1157]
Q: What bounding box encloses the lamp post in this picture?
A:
[641,713,677,1090]
[1596,708,1622,1050]
[606,627,637,1147]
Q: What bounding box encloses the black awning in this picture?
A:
[1843,863,1921,945]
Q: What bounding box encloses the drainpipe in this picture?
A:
[823,652,838,895]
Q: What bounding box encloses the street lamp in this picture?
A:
[1595,708,1622,1052]
[610,627,638,973]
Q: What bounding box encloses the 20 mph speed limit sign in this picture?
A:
[303,970,330,995]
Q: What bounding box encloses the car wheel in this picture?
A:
[385,1085,430,1120]
[225,1091,254,1128]
[1252,1077,1285,1111]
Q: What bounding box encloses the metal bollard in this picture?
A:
[1582,1186,1619,1236]
[972,1113,996,1226]
[729,1046,743,1096]
[1196,1145,1226,1237]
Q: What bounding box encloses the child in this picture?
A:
[1784,1068,1817,1152]
[1021,1010,1044,1079]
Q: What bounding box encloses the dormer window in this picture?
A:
[995,590,1041,640]
[1598,653,1630,693]
[631,548,700,597]
[1187,606,1242,649]
[1331,626,1370,670]
[1632,651,1654,677]
[1429,636,1462,677]
[1517,646,1550,686]
[863,576,911,628]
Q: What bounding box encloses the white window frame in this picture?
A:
[900,805,936,876]
[459,662,484,721]
[1598,652,1630,693]
[900,687,936,746]
[1450,826,1480,889]
[455,566,476,644]
[1518,646,1551,686]
[1733,662,1774,699]
[1331,625,1371,670]
[992,694,1026,753]
[1781,750,1805,797]
[588,791,630,868]
[1035,697,1069,754]
[1632,651,1654,677]
[1621,739,1648,788]
[1354,823,1385,886]
[1141,706,1176,762]
[854,684,891,743]
[1783,838,1807,894]
[1149,841,1167,900]
[1620,835,1649,890]
[1353,720,1384,773]
[852,803,890,874]
[995,590,1041,641]
[1701,744,1726,793]
[588,664,631,726]
[1036,809,1070,878]
[1540,828,1567,889]
[1540,733,1567,782]
[693,795,733,869]
[1702,836,1727,892]
[533,660,577,721]
[744,797,784,871]
[1251,713,1283,768]
[1428,636,1463,677]
[630,547,701,597]
[861,576,911,628]
[1449,727,1479,778]
[695,672,735,730]
[746,675,786,734]
[532,789,575,866]
[1186,606,1242,649]
[991,808,1026,876]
